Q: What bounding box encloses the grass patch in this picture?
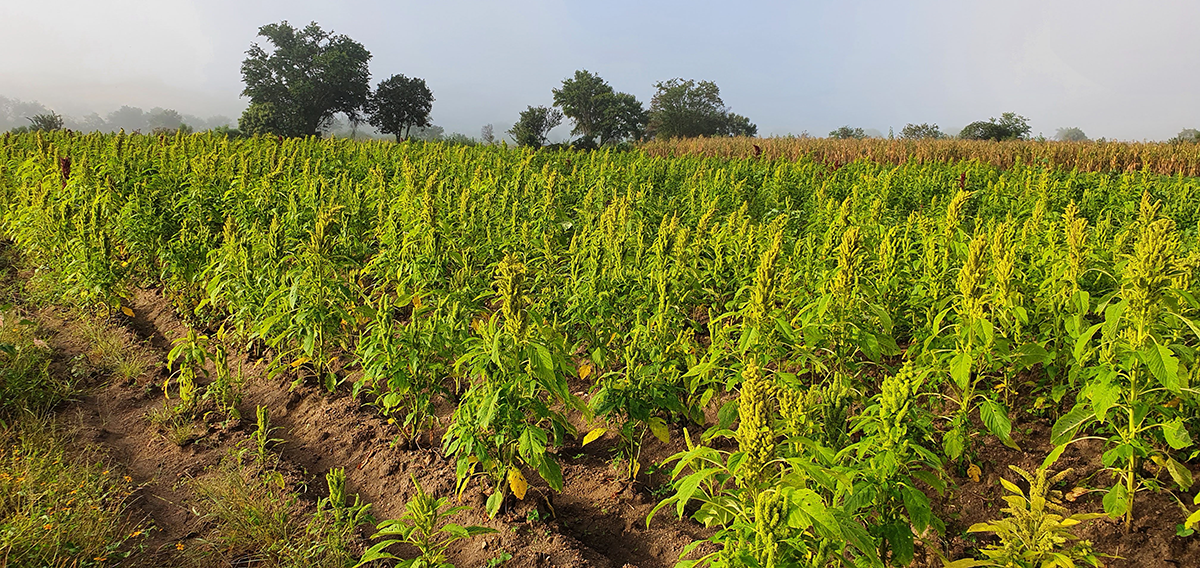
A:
[0,417,149,567]
[188,453,371,568]
[0,305,72,417]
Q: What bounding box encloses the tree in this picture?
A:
[1171,128,1200,144]
[552,70,648,146]
[106,106,147,132]
[239,21,372,137]
[646,78,756,139]
[507,106,563,149]
[829,125,866,140]
[481,124,495,145]
[147,108,184,131]
[366,74,434,141]
[900,123,944,140]
[1054,127,1088,142]
[959,112,1031,141]
[26,112,64,132]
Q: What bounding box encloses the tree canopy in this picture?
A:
[239,21,372,137]
[959,113,1031,141]
[646,78,756,139]
[829,125,867,140]
[901,123,945,140]
[552,70,647,146]
[1054,127,1088,142]
[507,106,563,149]
[367,74,434,141]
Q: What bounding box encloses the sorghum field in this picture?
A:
[1,131,1199,567]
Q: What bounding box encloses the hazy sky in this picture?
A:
[2,0,1199,141]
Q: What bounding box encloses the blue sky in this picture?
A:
[3,0,1199,140]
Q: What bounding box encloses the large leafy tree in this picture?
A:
[552,70,647,146]
[646,78,756,139]
[507,106,563,149]
[367,74,434,141]
[959,112,1031,141]
[239,21,372,137]
[901,123,945,140]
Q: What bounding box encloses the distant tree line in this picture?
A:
[1,95,233,134]
[504,71,757,149]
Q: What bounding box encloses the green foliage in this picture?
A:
[368,74,435,142]
[901,123,944,140]
[2,131,1200,564]
[0,305,69,417]
[829,126,867,140]
[959,113,1031,141]
[191,454,367,568]
[647,78,756,139]
[0,417,149,566]
[1054,127,1089,142]
[356,476,495,568]
[507,106,563,148]
[552,70,647,146]
[240,20,372,136]
[25,112,64,132]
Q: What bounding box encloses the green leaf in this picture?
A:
[950,352,972,391]
[881,521,914,566]
[1163,456,1193,490]
[353,540,401,568]
[901,485,932,534]
[486,491,504,518]
[717,400,738,430]
[979,399,1018,450]
[1073,322,1103,362]
[1163,418,1193,450]
[537,457,564,492]
[1142,342,1180,393]
[791,488,838,536]
[673,468,722,518]
[943,427,964,461]
[1051,403,1093,446]
[1088,378,1121,423]
[1015,342,1052,369]
[1102,482,1129,518]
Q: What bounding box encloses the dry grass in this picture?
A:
[640,136,1200,176]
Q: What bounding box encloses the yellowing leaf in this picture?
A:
[412,295,422,309]
[578,363,593,381]
[582,428,606,446]
[120,306,135,317]
[1065,486,1088,502]
[508,467,528,500]
[290,357,311,368]
[648,417,669,443]
[967,463,981,483]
